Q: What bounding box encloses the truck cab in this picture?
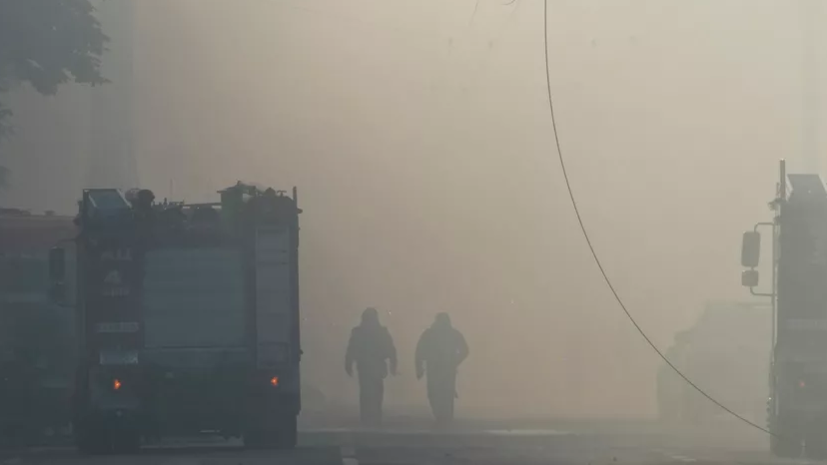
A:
[741,162,827,458]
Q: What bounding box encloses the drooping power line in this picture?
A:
[541,0,773,437]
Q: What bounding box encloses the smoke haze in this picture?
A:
[1,0,820,419]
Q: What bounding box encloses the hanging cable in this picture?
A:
[541,0,773,437]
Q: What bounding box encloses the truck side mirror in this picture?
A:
[741,231,761,268]
[742,269,760,288]
[49,247,65,280]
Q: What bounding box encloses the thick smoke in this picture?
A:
[2,0,814,419]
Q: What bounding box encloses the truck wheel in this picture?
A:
[769,411,801,459]
[75,415,140,455]
[244,427,265,449]
[75,422,108,455]
[245,415,297,450]
[110,429,140,454]
[770,434,801,458]
[275,415,298,449]
[805,431,827,460]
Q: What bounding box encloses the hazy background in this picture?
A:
[0,0,820,418]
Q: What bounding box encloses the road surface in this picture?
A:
[0,419,810,465]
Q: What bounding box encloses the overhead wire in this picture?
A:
[540,0,774,437]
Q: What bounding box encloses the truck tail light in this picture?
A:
[113,378,122,391]
[269,376,279,387]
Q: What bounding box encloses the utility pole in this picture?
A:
[86,0,139,189]
[802,0,820,174]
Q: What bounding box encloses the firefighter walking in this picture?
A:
[345,308,397,426]
[415,313,469,425]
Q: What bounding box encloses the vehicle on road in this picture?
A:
[741,160,827,459]
[0,209,76,447]
[656,301,770,425]
[49,183,303,454]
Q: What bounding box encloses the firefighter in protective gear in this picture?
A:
[345,308,397,426]
[415,313,469,425]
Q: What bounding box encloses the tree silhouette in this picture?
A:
[0,0,109,185]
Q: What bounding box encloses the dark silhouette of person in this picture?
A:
[415,313,469,425]
[345,308,397,426]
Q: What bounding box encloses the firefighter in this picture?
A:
[345,308,397,426]
[415,313,469,425]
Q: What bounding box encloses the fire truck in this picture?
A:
[0,209,77,446]
[49,183,303,453]
[741,160,827,459]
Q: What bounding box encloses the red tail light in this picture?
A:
[113,378,122,391]
[269,376,279,387]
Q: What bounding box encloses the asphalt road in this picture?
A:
[0,420,813,465]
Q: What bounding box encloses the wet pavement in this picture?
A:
[0,419,814,465]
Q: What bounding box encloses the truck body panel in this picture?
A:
[776,177,827,424]
[142,247,246,349]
